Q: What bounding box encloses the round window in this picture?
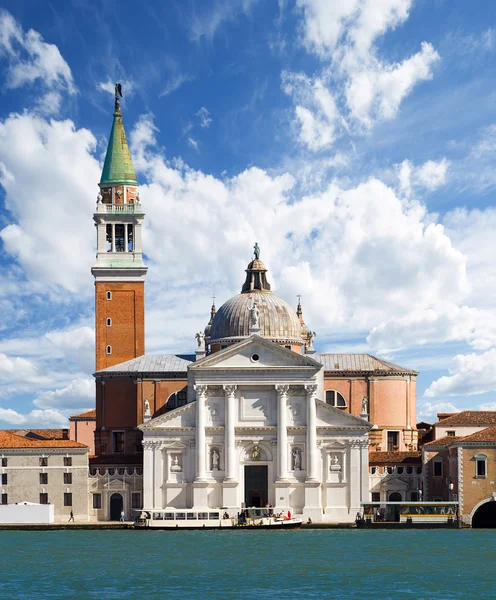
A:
[251,353,260,362]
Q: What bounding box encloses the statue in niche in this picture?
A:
[292,448,302,471]
[170,456,182,473]
[250,301,260,329]
[207,402,218,422]
[251,446,261,461]
[211,449,220,471]
[330,454,342,472]
[308,331,316,349]
[144,398,151,416]
[195,331,205,350]
[253,242,260,260]
[362,396,369,414]
[290,402,302,422]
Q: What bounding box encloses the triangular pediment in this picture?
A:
[316,400,372,430]
[190,335,322,371]
[139,402,196,431]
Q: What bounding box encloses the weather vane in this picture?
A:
[114,83,123,111]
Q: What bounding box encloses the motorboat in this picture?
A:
[134,507,303,530]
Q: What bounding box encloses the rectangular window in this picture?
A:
[1,494,7,505]
[39,473,48,485]
[39,457,48,467]
[1,474,7,485]
[64,493,72,507]
[63,457,72,466]
[92,494,102,509]
[1,458,7,467]
[433,461,443,477]
[446,431,456,437]
[39,493,48,505]
[63,473,72,485]
[387,431,399,452]
[132,493,141,510]
[371,492,380,502]
[113,431,125,453]
[477,460,486,478]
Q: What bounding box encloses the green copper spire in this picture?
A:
[100,86,137,186]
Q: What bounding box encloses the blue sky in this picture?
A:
[0,0,496,428]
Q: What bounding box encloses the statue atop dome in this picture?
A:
[253,242,260,260]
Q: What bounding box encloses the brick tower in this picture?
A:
[92,86,147,372]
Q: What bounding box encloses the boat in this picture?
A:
[133,508,303,530]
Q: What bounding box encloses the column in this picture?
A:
[223,385,237,482]
[194,384,208,482]
[349,441,361,512]
[305,384,318,482]
[143,441,154,509]
[124,223,129,252]
[111,224,116,252]
[275,385,289,481]
[153,446,163,509]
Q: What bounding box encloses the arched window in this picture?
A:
[167,389,188,410]
[106,345,112,355]
[475,453,487,478]
[106,291,112,300]
[325,390,347,408]
[106,318,112,327]
[389,492,402,502]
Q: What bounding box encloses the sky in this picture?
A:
[0,0,496,428]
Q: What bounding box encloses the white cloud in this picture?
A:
[425,349,496,397]
[45,326,95,373]
[417,401,460,420]
[0,353,48,385]
[0,10,76,115]
[282,72,340,151]
[0,407,69,428]
[0,113,100,293]
[33,376,93,410]
[196,107,212,128]
[160,73,195,97]
[398,158,450,196]
[186,0,259,42]
[284,0,440,148]
[187,137,199,151]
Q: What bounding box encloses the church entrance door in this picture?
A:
[110,493,123,521]
[244,466,268,508]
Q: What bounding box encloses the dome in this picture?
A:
[209,291,304,344]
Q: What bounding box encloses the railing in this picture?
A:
[96,203,142,214]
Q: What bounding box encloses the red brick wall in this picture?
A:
[95,281,145,371]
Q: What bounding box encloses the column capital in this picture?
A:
[194,384,208,397]
[304,383,318,397]
[275,384,290,396]
[222,384,237,397]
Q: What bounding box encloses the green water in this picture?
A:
[1,529,494,599]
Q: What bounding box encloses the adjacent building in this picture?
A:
[0,431,89,521]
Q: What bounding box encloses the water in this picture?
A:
[1,529,495,599]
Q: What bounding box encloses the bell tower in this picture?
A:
[92,85,147,371]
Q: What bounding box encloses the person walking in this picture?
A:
[119,509,125,522]
[68,510,74,522]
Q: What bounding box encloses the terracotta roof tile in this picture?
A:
[12,429,68,440]
[423,436,464,448]
[459,426,496,443]
[0,431,88,449]
[433,411,496,427]
[70,409,96,420]
[369,451,422,465]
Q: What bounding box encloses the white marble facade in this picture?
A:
[139,336,371,523]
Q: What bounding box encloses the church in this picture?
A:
[89,90,418,523]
